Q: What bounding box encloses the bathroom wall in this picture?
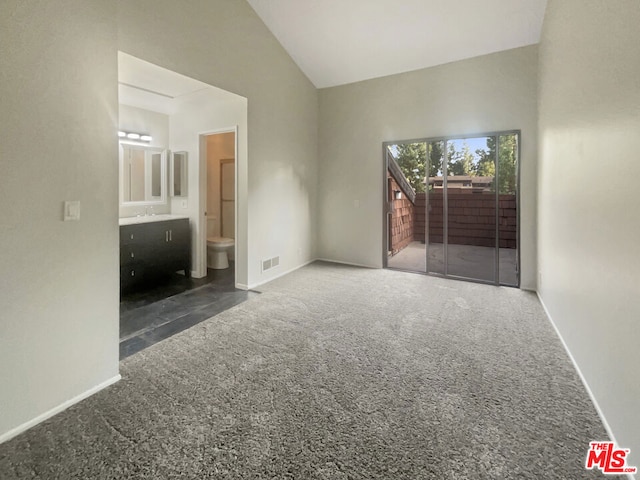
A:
[118,104,170,217]
[119,104,170,147]
[119,65,246,281]
[206,132,236,239]
[169,88,247,281]
[118,62,245,280]
[118,0,319,289]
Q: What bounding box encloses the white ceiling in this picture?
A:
[247,0,548,88]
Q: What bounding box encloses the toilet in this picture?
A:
[207,236,234,269]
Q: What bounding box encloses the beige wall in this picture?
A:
[206,132,235,238]
[0,1,120,439]
[11,0,636,460]
[118,0,319,288]
[538,0,640,466]
[318,46,539,289]
[0,0,318,441]
[168,89,247,280]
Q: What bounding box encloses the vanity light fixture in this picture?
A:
[118,131,152,142]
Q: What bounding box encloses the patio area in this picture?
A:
[388,241,518,286]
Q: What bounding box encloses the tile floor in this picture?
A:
[119,263,258,359]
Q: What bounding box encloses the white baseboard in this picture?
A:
[238,258,375,291]
[0,374,121,445]
[191,269,205,279]
[315,258,377,269]
[246,259,317,290]
[536,293,635,480]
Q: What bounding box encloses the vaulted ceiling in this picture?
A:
[247,0,548,88]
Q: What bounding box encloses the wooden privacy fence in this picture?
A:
[413,192,516,249]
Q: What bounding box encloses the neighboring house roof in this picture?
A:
[429,176,494,186]
[387,152,417,204]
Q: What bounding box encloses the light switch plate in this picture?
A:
[63,201,80,221]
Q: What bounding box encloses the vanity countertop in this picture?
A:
[119,214,189,226]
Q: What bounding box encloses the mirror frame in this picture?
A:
[171,151,188,197]
[119,142,168,207]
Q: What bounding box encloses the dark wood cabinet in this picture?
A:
[120,218,191,291]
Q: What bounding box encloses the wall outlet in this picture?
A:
[181,199,188,209]
[63,200,80,221]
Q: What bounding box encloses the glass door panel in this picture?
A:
[426,141,445,275]
[498,134,519,286]
[445,137,496,283]
[386,142,426,273]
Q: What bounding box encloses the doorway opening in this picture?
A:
[383,132,520,287]
[202,130,237,277]
[117,52,251,359]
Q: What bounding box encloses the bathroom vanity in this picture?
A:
[119,215,190,291]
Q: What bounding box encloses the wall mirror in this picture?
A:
[120,143,167,205]
[171,151,188,197]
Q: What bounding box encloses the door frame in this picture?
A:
[382,130,521,287]
[198,127,238,280]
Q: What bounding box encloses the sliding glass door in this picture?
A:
[385,141,427,273]
[497,134,519,286]
[444,136,496,282]
[426,141,444,275]
[384,131,519,287]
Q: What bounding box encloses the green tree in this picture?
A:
[448,142,475,176]
[395,142,427,193]
[497,134,517,194]
[478,135,517,193]
[475,152,495,177]
[428,141,443,178]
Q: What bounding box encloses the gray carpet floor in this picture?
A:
[0,262,618,479]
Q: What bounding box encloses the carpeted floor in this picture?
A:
[0,262,618,479]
